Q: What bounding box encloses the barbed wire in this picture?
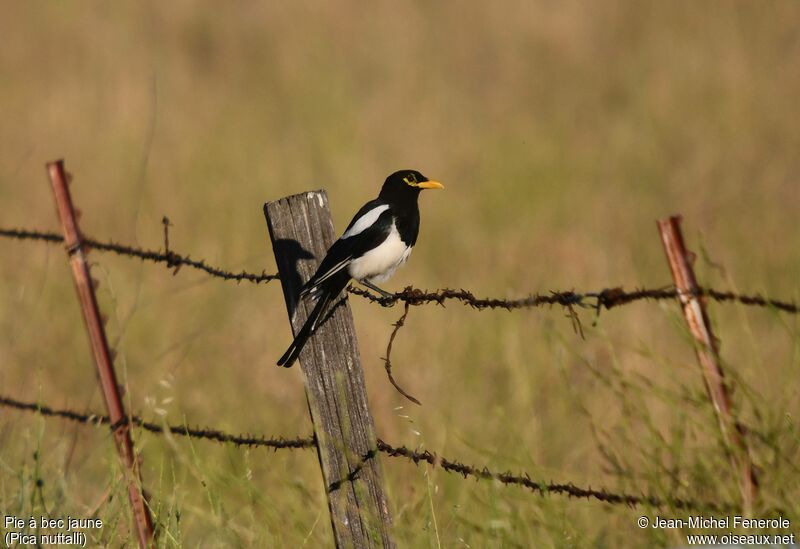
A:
[1,393,729,512]
[373,441,727,512]
[1,226,797,314]
[380,300,421,405]
[0,395,313,450]
[0,227,279,284]
[349,285,800,314]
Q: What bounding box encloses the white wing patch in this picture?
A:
[341,205,390,239]
[309,256,351,286]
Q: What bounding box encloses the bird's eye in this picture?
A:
[404,173,417,185]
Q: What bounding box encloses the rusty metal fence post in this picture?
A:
[264,191,394,548]
[47,160,154,548]
[657,215,758,509]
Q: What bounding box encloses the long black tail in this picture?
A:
[277,292,331,367]
[278,273,350,367]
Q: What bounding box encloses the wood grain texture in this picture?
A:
[265,190,393,548]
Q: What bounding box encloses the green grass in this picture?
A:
[2,1,800,546]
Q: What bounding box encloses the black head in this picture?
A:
[379,170,444,203]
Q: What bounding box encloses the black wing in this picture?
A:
[299,199,394,299]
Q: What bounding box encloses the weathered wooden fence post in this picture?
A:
[47,160,155,548]
[657,215,758,509]
[264,191,394,548]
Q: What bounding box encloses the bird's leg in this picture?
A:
[359,279,394,299]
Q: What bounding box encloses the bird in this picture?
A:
[277,169,444,367]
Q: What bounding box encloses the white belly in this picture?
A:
[348,224,412,283]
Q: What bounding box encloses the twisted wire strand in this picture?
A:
[1,394,728,512]
[0,395,313,449]
[3,226,795,313]
[0,227,278,284]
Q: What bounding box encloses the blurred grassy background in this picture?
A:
[1,1,799,546]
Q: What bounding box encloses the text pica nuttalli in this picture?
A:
[277,169,444,367]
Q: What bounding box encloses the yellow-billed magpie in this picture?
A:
[277,169,444,367]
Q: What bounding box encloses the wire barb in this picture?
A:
[0,227,279,284]
[374,440,729,512]
[1,393,732,513]
[1,226,798,313]
[0,395,315,450]
[381,300,420,405]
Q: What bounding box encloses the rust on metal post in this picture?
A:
[265,191,394,548]
[657,215,758,508]
[47,160,154,548]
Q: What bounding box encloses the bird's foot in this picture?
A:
[360,279,395,300]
